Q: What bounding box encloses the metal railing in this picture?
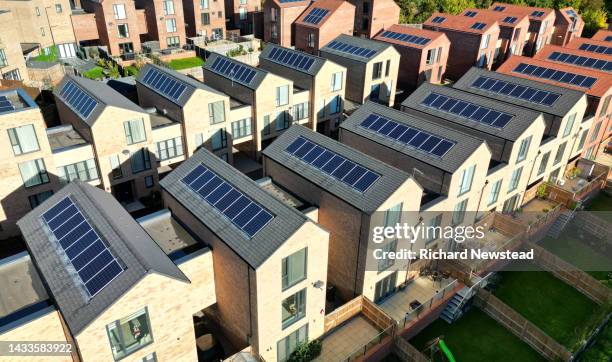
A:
[343,324,394,361]
[400,279,459,328]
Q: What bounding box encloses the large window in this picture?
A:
[118,24,129,38]
[282,248,307,290]
[201,12,210,25]
[576,130,588,151]
[29,190,53,209]
[293,102,309,121]
[263,115,271,135]
[57,159,99,183]
[239,7,247,20]
[383,203,402,228]
[275,111,290,131]
[167,36,180,48]
[124,119,146,145]
[330,72,343,91]
[553,142,566,165]
[3,68,21,81]
[8,125,40,155]
[507,166,523,193]
[0,49,7,67]
[110,155,123,179]
[452,199,468,225]
[208,101,225,124]
[211,129,227,150]
[156,137,183,160]
[377,240,397,272]
[589,122,602,143]
[481,33,490,49]
[276,85,289,106]
[599,95,610,117]
[426,214,442,243]
[372,62,382,79]
[385,59,391,76]
[200,0,209,9]
[19,159,49,188]
[166,19,177,33]
[106,308,154,361]
[426,48,435,65]
[488,179,502,206]
[282,289,306,329]
[163,0,175,15]
[516,136,532,163]
[113,4,126,19]
[458,165,475,196]
[130,148,151,173]
[537,151,550,175]
[563,113,576,137]
[232,118,252,138]
[277,324,308,362]
[328,95,341,115]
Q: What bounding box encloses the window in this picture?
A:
[211,129,228,150]
[208,101,225,124]
[8,125,40,155]
[293,102,309,121]
[426,49,435,65]
[156,137,183,160]
[232,118,252,138]
[110,155,123,179]
[282,248,307,290]
[377,240,397,272]
[481,34,490,49]
[277,324,308,362]
[263,115,271,135]
[590,122,602,143]
[19,159,49,188]
[239,7,247,20]
[240,0,247,4]
[307,33,315,48]
[40,27,45,36]
[383,203,402,228]
[363,2,370,14]
[329,95,341,115]
[145,176,154,188]
[513,28,521,42]
[106,308,153,360]
[200,0,209,9]
[124,119,146,145]
[488,180,502,205]
[516,136,532,163]
[553,142,566,165]
[35,6,40,16]
[276,85,289,106]
[118,24,129,38]
[201,12,210,25]
[163,0,175,15]
[537,151,550,175]
[113,4,126,19]
[166,19,177,33]
[426,214,442,242]
[55,4,62,13]
[167,36,180,48]
[282,289,306,329]
[372,62,382,79]
[458,164,475,196]
[452,199,468,225]
[385,59,391,76]
[370,83,381,101]
[131,148,151,173]
[577,130,588,151]
[195,133,204,149]
[2,69,21,81]
[57,159,99,183]
[29,190,53,209]
[507,166,523,192]
[275,111,290,131]
[563,113,576,137]
[318,99,325,119]
[599,95,611,117]
[0,49,7,67]
[330,72,343,91]
[436,47,442,63]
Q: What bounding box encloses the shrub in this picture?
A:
[287,340,322,362]
[537,184,548,199]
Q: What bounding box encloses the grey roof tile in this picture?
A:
[259,44,327,76]
[320,34,392,63]
[203,53,268,90]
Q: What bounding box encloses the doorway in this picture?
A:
[502,194,520,214]
[112,180,135,203]
[374,271,397,303]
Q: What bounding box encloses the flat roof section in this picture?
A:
[0,88,38,116]
[0,252,49,321]
[46,124,88,152]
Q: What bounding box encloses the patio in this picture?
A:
[515,198,560,226]
[315,316,382,362]
[458,228,515,271]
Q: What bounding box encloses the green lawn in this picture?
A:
[32,46,58,62]
[494,268,603,349]
[585,192,612,212]
[82,67,105,80]
[168,56,205,70]
[580,321,612,361]
[540,235,612,281]
[409,308,544,362]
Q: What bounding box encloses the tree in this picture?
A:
[441,0,476,14]
[582,8,608,36]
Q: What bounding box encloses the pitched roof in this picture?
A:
[402,82,542,141]
[340,101,486,173]
[294,0,347,28]
[373,24,448,49]
[270,0,310,8]
[453,67,585,118]
[462,8,529,28]
[423,12,499,35]
[262,125,416,213]
[136,63,225,107]
[202,53,268,90]
[160,148,309,268]
[320,34,393,63]
[488,3,554,21]
[17,182,188,335]
[565,37,612,53]
[555,7,582,25]
[259,44,327,76]
[591,29,612,42]
[534,45,611,74]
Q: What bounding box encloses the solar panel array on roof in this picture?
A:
[565,9,577,17]
[360,113,456,158]
[42,196,125,298]
[471,22,486,30]
[59,81,98,119]
[278,0,303,3]
[493,5,505,11]
[141,67,187,102]
[0,95,15,114]
[605,36,612,42]
[285,136,380,193]
[181,164,274,238]
[471,76,561,106]
[268,47,315,72]
[421,92,514,129]
[548,51,611,72]
[502,16,517,23]
[325,40,377,59]
[513,62,597,89]
[531,11,545,17]
[303,7,329,25]
[210,57,257,86]
[578,43,612,55]
[380,31,430,46]
[432,16,445,23]
[464,11,477,17]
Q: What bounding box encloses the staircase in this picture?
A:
[547,208,578,238]
[440,292,466,323]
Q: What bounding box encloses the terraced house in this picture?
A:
[551,7,583,47]
[263,0,310,47]
[0,10,28,81]
[293,0,355,55]
[182,0,226,39]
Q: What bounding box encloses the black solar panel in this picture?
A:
[325,40,377,59]
[502,16,517,23]
[41,197,125,297]
[181,164,274,238]
[605,36,612,42]
[493,6,505,11]
[59,81,98,120]
[548,51,611,72]
[380,31,430,46]
[432,16,445,23]
[141,67,188,102]
[471,22,486,30]
[421,92,513,129]
[303,7,329,25]
[279,0,303,3]
[578,43,612,55]
[565,9,577,17]
[513,62,598,89]
[285,136,380,193]
[530,11,544,17]
[267,47,316,72]
[360,113,456,158]
[464,11,477,17]
[471,76,561,106]
[210,57,257,86]
[0,96,15,114]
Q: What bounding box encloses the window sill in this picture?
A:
[282,314,305,330]
[282,276,306,292]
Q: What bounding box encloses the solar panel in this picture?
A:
[58,81,98,120]
[325,40,377,59]
[267,47,316,72]
[279,0,304,3]
[548,51,611,72]
[471,22,486,30]
[565,9,577,17]
[209,57,258,86]
[605,36,612,42]
[285,136,380,193]
[141,67,188,102]
[502,16,517,23]
[0,96,14,114]
[578,43,612,55]
[303,7,329,25]
[493,6,505,11]
[464,11,477,17]
[421,92,513,129]
[471,76,561,106]
[360,113,456,158]
[41,196,125,297]
[181,164,274,238]
[513,62,598,89]
[531,11,544,17]
[379,31,431,46]
[432,16,445,23]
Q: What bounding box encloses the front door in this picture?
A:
[374,271,397,303]
[58,43,76,58]
[119,42,134,55]
[112,181,135,203]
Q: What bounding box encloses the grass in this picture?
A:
[540,235,612,281]
[409,308,544,362]
[580,321,612,361]
[585,192,612,212]
[494,267,602,349]
[168,56,205,70]
[82,67,105,80]
[32,46,58,62]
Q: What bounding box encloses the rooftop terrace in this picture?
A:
[46,124,88,152]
